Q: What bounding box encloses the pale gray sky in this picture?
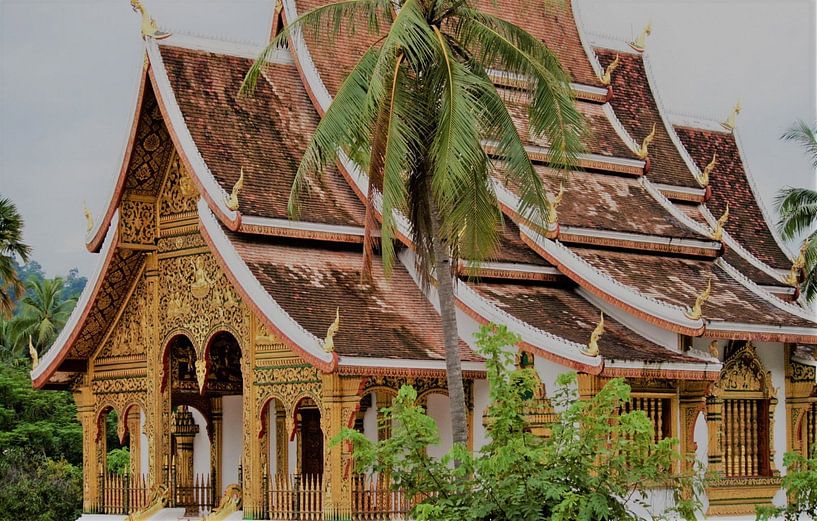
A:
[1,0,815,277]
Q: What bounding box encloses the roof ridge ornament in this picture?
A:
[130,0,170,40]
[83,201,94,233]
[628,22,652,53]
[323,307,340,353]
[28,336,39,370]
[786,239,809,286]
[225,168,245,211]
[711,204,729,241]
[636,123,656,159]
[600,54,620,86]
[698,152,717,188]
[720,101,741,132]
[684,274,712,320]
[545,182,565,227]
[582,311,604,357]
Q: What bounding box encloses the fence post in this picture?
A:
[124,471,130,514]
[97,472,104,514]
[262,466,269,520]
[170,456,177,508]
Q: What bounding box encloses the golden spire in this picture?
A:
[83,201,94,233]
[545,183,565,226]
[600,54,620,86]
[323,307,340,353]
[224,168,245,211]
[130,0,170,40]
[583,312,604,357]
[711,204,729,241]
[28,336,39,370]
[698,152,716,187]
[684,275,712,320]
[636,123,656,159]
[786,239,809,286]
[720,101,741,132]
[628,22,652,53]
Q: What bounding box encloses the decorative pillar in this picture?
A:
[210,396,223,495]
[127,412,142,478]
[74,385,98,512]
[172,406,199,511]
[276,407,288,475]
[321,373,363,518]
[242,313,261,518]
[143,252,167,490]
[705,395,724,477]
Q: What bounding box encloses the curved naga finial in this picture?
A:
[711,204,729,241]
[582,312,604,357]
[721,101,741,132]
[600,54,620,86]
[126,484,169,521]
[225,168,244,211]
[83,201,94,233]
[130,0,170,40]
[205,484,243,520]
[786,239,809,286]
[545,183,565,226]
[698,152,717,188]
[628,22,652,53]
[636,123,656,159]
[28,336,39,370]
[685,275,712,320]
[323,307,340,353]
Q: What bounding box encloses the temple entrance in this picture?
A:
[299,407,323,476]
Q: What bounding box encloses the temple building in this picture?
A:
[32,0,817,519]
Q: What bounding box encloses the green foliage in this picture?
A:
[756,450,817,521]
[107,447,131,476]
[339,324,701,521]
[0,449,82,521]
[0,196,31,318]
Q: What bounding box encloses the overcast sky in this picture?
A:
[1,0,815,277]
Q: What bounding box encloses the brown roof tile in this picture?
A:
[572,247,816,328]
[674,126,791,269]
[595,49,699,188]
[159,45,366,227]
[470,280,699,363]
[227,231,480,361]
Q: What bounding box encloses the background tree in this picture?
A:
[243,0,584,445]
[0,197,31,317]
[776,120,817,301]
[341,324,700,521]
[10,277,77,357]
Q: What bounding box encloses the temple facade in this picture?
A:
[32,0,817,519]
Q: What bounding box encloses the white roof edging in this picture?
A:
[640,177,715,238]
[241,215,366,237]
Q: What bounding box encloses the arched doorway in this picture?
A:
[294,397,323,477]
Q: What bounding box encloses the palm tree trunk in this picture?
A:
[430,208,469,447]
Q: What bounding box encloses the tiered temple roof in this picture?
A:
[33,0,815,389]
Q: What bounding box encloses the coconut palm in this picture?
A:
[242,0,584,445]
[0,197,31,317]
[10,277,76,357]
[776,121,817,301]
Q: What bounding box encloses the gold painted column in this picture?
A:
[210,396,223,495]
[241,313,260,517]
[172,406,199,510]
[128,413,142,478]
[74,385,99,512]
[275,407,288,475]
[705,396,725,477]
[143,252,168,490]
[321,373,363,518]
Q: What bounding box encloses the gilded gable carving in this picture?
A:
[125,92,173,196]
[120,199,156,245]
[713,342,775,397]
[159,155,198,217]
[96,277,151,359]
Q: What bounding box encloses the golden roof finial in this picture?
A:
[711,204,729,241]
[720,101,741,132]
[628,22,652,53]
[225,168,245,211]
[600,54,620,86]
[698,152,717,187]
[684,275,712,320]
[582,312,604,357]
[83,201,94,233]
[545,183,565,226]
[28,336,39,370]
[323,307,340,352]
[130,0,170,40]
[786,239,809,286]
[636,123,656,159]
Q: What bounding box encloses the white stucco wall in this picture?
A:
[189,406,210,478]
[221,395,243,484]
[426,393,453,459]
[472,379,490,451]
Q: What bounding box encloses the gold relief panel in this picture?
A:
[159,155,198,218]
[120,199,156,245]
[96,277,152,359]
[125,93,173,196]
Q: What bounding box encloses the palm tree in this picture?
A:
[0,197,31,317]
[10,277,76,357]
[242,0,584,445]
[777,121,817,301]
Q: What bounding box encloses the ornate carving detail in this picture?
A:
[787,239,809,286]
[711,204,729,242]
[684,275,712,320]
[206,484,242,520]
[636,123,656,159]
[791,360,817,383]
[130,0,170,40]
[190,257,213,299]
[545,183,565,226]
[157,233,205,253]
[322,308,340,353]
[582,311,603,357]
[120,199,156,244]
[125,94,173,196]
[628,22,652,53]
[698,152,717,188]
[83,201,94,233]
[159,155,198,217]
[225,168,244,211]
[713,342,775,396]
[721,101,741,132]
[97,277,151,358]
[599,54,620,86]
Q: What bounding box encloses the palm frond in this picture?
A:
[775,187,817,240]
[782,120,817,169]
[240,0,393,96]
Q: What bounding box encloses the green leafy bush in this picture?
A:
[757,450,817,520]
[0,449,81,521]
[340,324,701,521]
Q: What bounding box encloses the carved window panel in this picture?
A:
[623,395,673,443]
[722,398,771,477]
